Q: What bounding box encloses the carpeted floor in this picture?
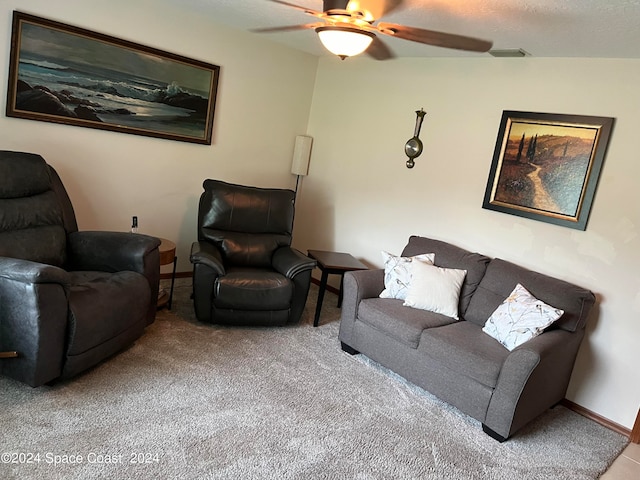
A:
[0,278,628,479]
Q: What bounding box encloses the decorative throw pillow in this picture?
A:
[403,261,467,319]
[482,283,564,351]
[379,251,435,300]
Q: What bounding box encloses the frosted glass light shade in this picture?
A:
[316,26,375,58]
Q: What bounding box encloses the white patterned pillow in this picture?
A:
[482,284,564,351]
[403,261,467,319]
[379,251,435,300]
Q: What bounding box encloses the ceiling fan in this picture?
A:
[253,0,493,60]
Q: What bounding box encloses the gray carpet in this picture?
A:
[0,278,628,479]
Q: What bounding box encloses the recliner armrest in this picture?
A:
[0,256,70,285]
[272,247,316,278]
[190,241,225,276]
[0,256,69,387]
[66,231,161,274]
[67,231,160,326]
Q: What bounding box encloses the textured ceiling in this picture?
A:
[176,0,640,58]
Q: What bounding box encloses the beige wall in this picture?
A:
[295,56,640,430]
[0,0,318,274]
[2,1,638,432]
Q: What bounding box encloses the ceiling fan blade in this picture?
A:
[366,37,395,60]
[377,22,493,52]
[348,0,405,21]
[270,0,324,17]
[251,23,319,33]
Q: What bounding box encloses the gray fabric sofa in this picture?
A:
[338,235,596,441]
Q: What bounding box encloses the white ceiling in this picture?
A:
[177,0,640,59]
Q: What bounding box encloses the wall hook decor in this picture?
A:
[404,108,426,168]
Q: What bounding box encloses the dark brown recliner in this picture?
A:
[0,151,161,387]
[190,179,316,326]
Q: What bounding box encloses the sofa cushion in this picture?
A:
[482,283,564,350]
[403,261,467,320]
[379,250,434,300]
[358,297,458,349]
[465,258,596,332]
[401,236,490,317]
[419,321,510,389]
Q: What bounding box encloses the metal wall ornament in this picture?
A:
[404,108,426,168]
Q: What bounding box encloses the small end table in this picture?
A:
[158,238,177,310]
[307,250,367,327]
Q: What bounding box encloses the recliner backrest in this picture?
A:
[197,179,295,267]
[0,151,72,267]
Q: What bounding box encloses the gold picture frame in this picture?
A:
[482,110,614,230]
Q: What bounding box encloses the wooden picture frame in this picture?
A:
[482,110,614,230]
[6,11,220,145]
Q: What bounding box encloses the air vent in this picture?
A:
[489,48,529,58]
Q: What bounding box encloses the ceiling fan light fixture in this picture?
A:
[315,26,375,59]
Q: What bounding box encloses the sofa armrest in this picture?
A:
[483,328,584,440]
[272,247,316,278]
[345,268,385,299]
[338,269,385,349]
[0,257,69,386]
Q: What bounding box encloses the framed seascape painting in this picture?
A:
[482,111,614,230]
[6,11,220,144]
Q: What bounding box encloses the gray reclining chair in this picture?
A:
[0,151,160,387]
[190,179,316,326]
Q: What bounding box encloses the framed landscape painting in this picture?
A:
[6,11,220,144]
[482,111,614,230]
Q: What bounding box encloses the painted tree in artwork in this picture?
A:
[527,134,538,163]
[516,133,525,162]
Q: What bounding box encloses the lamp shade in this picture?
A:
[316,26,375,58]
[291,135,312,176]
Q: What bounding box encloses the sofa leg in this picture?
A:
[482,424,507,442]
[341,342,359,355]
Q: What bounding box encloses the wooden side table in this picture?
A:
[158,238,177,310]
[307,250,367,327]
